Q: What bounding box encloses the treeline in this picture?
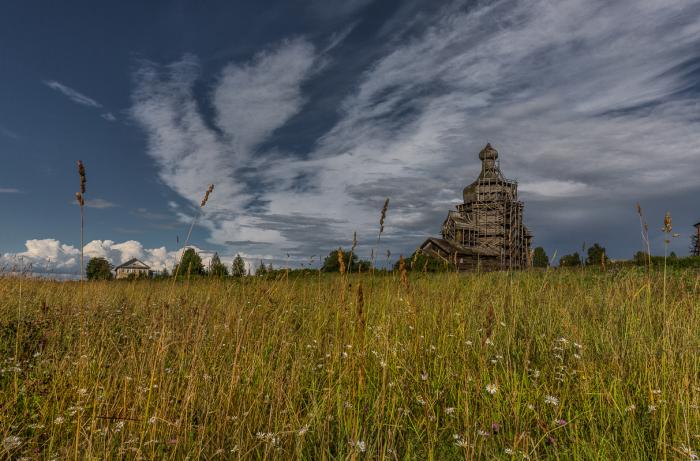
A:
[85,243,700,280]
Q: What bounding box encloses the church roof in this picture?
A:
[479,143,498,160]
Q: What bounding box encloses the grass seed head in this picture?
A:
[200,184,215,207]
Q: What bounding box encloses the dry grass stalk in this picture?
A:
[76,160,86,281]
[399,255,409,291]
[635,203,651,268]
[378,198,389,240]
[482,305,495,346]
[337,248,346,275]
[172,184,215,282]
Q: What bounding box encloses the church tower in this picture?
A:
[420,144,532,270]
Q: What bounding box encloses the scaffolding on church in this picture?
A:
[420,143,532,271]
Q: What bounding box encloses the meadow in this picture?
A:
[1,269,699,460]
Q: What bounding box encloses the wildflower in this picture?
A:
[148,416,157,425]
[652,389,662,395]
[54,416,65,425]
[555,418,567,426]
[445,407,456,415]
[454,434,469,448]
[297,425,309,436]
[349,440,367,452]
[477,429,490,437]
[504,448,515,455]
[114,421,124,432]
[678,444,698,460]
[3,436,21,450]
[465,340,473,346]
[485,338,494,346]
[648,405,657,413]
[421,372,428,381]
[485,383,498,395]
[491,422,501,433]
[544,395,559,406]
[527,404,535,410]
[624,404,636,413]
[77,388,87,396]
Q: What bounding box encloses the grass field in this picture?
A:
[1,269,699,460]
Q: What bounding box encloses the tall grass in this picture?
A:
[0,269,698,459]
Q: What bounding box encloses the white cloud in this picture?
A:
[82,198,118,209]
[43,80,102,108]
[0,188,21,193]
[101,112,117,121]
[0,239,264,276]
[130,0,700,260]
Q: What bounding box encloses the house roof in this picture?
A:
[695,222,700,228]
[114,258,150,270]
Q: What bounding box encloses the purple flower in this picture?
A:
[491,422,501,434]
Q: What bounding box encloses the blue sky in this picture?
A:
[1,0,699,274]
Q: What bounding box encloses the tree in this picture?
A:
[532,247,549,268]
[559,252,582,267]
[86,257,113,280]
[209,252,228,277]
[255,260,268,276]
[321,248,371,273]
[175,248,204,276]
[231,254,246,277]
[585,243,608,266]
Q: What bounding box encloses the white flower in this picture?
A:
[349,440,366,452]
[114,421,124,432]
[652,389,662,395]
[485,383,498,395]
[148,416,157,425]
[504,448,514,455]
[54,416,65,425]
[679,444,698,460]
[648,405,657,413]
[445,407,456,415]
[465,340,473,346]
[3,436,21,450]
[544,395,559,406]
[624,404,636,413]
[297,425,309,436]
[77,388,87,396]
[420,372,428,381]
[485,338,494,346]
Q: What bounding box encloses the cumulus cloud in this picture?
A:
[130,0,700,260]
[0,239,261,276]
[43,80,102,108]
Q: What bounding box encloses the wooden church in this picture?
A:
[420,143,532,270]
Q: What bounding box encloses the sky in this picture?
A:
[1,0,699,275]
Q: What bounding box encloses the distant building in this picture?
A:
[692,222,700,256]
[420,143,532,270]
[114,258,152,279]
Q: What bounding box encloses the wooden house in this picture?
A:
[692,222,700,256]
[114,258,152,279]
[420,143,532,270]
